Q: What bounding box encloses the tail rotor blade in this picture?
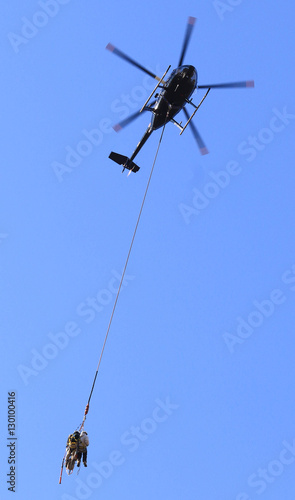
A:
[113,101,156,132]
[178,16,196,67]
[183,107,208,155]
[106,43,160,81]
[198,80,254,89]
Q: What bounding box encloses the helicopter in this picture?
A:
[106,16,254,174]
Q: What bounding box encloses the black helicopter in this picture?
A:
[107,16,254,174]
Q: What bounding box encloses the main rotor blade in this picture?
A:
[198,80,254,89]
[183,107,208,155]
[106,43,160,81]
[113,101,156,132]
[178,16,197,67]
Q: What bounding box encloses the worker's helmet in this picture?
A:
[72,431,80,441]
[81,431,88,436]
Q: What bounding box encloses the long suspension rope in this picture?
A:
[81,123,167,429]
[59,125,166,485]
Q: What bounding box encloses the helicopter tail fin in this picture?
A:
[109,152,140,173]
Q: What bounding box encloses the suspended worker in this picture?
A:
[76,431,89,467]
[65,431,80,468]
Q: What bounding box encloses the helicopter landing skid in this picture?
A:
[140,65,171,113]
[179,88,211,135]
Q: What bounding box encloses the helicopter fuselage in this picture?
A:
[151,65,197,130]
[108,64,199,172]
[108,15,254,173]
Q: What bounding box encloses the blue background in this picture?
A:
[1,1,295,499]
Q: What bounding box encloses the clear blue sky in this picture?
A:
[1,1,295,499]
